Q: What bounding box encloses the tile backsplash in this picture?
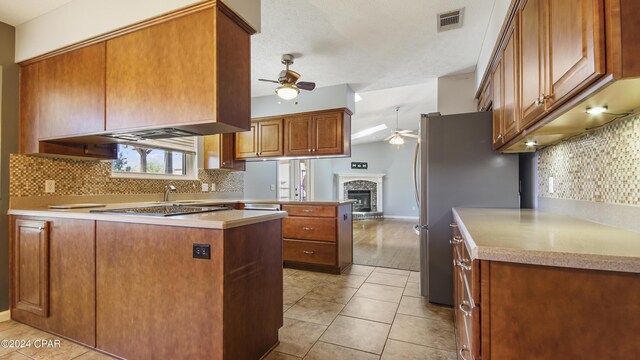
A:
[9,154,243,197]
[538,114,640,206]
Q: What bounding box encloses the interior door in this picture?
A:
[546,0,605,108]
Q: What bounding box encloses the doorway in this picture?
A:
[277,159,313,201]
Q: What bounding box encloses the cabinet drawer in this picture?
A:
[284,239,336,266]
[282,205,336,218]
[283,217,336,242]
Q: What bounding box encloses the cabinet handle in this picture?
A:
[459,302,474,317]
[308,149,312,152]
[255,152,259,156]
[312,148,316,152]
[450,238,463,245]
[303,250,315,255]
[459,347,471,360]
[302,227,314,231]
[222,161,227,166]
[449,223,458,228]
[497,134,503,140]
[303,209,314,213]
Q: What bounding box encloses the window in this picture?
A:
[111,137,198,180]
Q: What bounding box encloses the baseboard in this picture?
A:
[0,310,10,322]
[383,215,419,220]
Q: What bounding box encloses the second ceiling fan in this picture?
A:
[385,107,418,145]
[259,54,316,100]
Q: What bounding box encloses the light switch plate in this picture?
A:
[201,183,209,192]
[45,180,56,193]
[211,183,216,192]
[548,177,554,194]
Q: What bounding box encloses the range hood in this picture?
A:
[104,128,201,141]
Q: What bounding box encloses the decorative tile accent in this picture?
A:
[9,154,243,197]
[344,180,378,211]
[538,114,640,206]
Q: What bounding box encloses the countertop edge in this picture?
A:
[452,208,640,274]
[7,209,287,230]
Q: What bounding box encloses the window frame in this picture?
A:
[110,142,199,181]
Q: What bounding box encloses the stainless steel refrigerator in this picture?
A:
[413,112,519,306]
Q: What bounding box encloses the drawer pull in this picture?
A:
[459,347,471,360]
[459,302,473,317]
[302,250,315,255]
[450,238,463,245]
[302,209,314,213]
[449,223,458,228]
[455,260,472,271]
[302,227,314,231]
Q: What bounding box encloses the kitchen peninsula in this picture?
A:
[8,205,286,360]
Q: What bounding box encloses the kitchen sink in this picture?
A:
[90,205,230,217]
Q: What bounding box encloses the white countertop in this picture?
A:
[8,203,287,230]
[452,208,640,273]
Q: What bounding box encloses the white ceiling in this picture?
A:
[252,0,494,143]
[0,0,74,26]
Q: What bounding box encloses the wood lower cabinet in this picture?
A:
[282,203,352,273]
[10,217,96,347]
[451,219,640,359]
[203,133,245,171]
[95,220,282,360]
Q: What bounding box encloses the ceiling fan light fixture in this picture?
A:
[389,135,405,145]
[276,84,299,100]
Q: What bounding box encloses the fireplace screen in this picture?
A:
[347,190,372,212]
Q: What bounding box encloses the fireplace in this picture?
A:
[347,190,372,212]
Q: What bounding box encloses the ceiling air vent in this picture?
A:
[437,8,464,32]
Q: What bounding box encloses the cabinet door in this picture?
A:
[204,134,245,170]
[39,43,105,139]
[502,25,519,142]
[519,0,546,130]
[492,58,504,149]
[13,219,49,317]
[235,123,258,159]
[106,9,216,131]
[547,0,605,108]
[313,112,343,155]
[284,115,313,156]
[19,63,40,154]
[11,218,97,347]
[258,119,284,157]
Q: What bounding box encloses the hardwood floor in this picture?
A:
[353,219,420,271]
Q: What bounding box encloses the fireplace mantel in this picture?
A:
[335,173,385,213]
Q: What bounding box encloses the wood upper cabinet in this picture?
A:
[546,0,605,109]
[19,63,40,154]
[258,119,284,157]
[492,58,504,149]
[502,24,519,142]
[285,115,313,156]
[38,43,106,139]
[235,119,284,159]
[313,112,344,155]
[11,217,97,347]
[105,6,251,133]
[519,0,546,129]
[203,133,245,171]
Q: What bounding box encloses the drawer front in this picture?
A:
[283,217,336,242]
[283,239,336,266]
[282,205,336,218]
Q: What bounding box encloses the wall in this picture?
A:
[243,161,277,200]
[537,114,640,231]
[0,22,20,312]
[437,72,478,115]
[15,0,261,62]
[251,84,355,118]
[10,154,243,197]
[475,0,512,92]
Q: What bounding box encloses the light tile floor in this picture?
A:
[0,265,455,360]
[272,265,456,360]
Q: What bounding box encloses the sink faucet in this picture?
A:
[164,184,177,202]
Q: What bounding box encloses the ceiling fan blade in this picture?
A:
[383,134,394,141]
[397,130,413,134]
[258,79,280,84]
[297,81,316,91]
[402,134,420,139]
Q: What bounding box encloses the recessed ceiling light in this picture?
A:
[586,106,608,115]
[354,93,362,102]
[351,124,388,140]
[525,141,537,147]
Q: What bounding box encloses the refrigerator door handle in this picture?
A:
[412,141,420,208]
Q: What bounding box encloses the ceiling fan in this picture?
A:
[385,107,418,145]
[259,54,316,100]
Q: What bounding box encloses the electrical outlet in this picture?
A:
[201,183,209,192]
[548,177,555,194]
[45,180,56,193]
[210,183,216,192]
[270,184,276,191]
[193,244,211,259]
